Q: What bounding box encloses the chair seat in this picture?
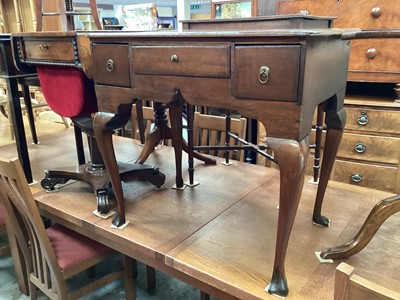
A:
[47,223,109,270]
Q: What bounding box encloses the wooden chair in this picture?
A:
[36,0,102,31]
[193,111,247,162]
[335,262,400,300]
[0,157,135,299]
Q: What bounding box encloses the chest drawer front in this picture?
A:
[336,0,400,29]
[92,43,130,87]
[345,107,400,134]
[23,40,75,62]
[233,45,301,101]
[131,45,230,78]
[333,160,397,192]
[278,1,336,16]
[338,133,400,164]
[348,39,400,73]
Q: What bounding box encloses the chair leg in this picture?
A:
[123,255,136,300]
[200,291,211,300]
[40,116,165,216]
[146,265,156,289]
[20,83,39,144]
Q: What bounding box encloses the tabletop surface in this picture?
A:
[31,135,399,300]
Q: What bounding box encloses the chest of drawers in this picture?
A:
[276,0,400,192]
[278,0,400,92]
[333,98,400,193]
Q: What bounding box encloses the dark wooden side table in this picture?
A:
[11,17,352,297]
[0,34,39,184]
[86,28,350,297]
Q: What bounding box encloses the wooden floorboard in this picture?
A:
[1,130,399,299]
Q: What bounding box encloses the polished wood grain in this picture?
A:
[322,194,400,260]
[332,160,398,193]
[337,133,400,164]
[345,107,400,135]
[23,39,75,61]
[2,131,400,299]
[335,263,400,300]
[278,0,400,84]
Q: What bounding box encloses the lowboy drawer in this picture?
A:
[338,133,400,164]
[22,39,75,62]
[92,43,130,87]
[131,45,230,78]
[333,160,398,193]
[233,45,301,101]
[345,107,400,134]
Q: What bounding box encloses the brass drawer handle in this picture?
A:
[366,48,377,59]
[351,172,362,183]
[354,142,366,154]
[106,59,114,72]
[357,111,368,126]
[39,44,49,50]
[299,10,309,15]
[371,7,381,18]
[171,54,178,63]
[259,66,270,84]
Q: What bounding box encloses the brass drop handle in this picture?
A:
[357,111,369,126]
[258,66,270,84]
[106,59,114,72]
[351,172,362,183]
[39,44,49,50]
[366,48,377,59]
[171,54,178,63]
[371,7,381,18]
[354,142,366,154]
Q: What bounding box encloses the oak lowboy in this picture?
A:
[12,22,352,297]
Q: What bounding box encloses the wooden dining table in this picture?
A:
[30,135,399,300]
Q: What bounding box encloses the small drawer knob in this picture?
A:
[299,10,309,15]
[106,59,114,72]
[171,54,178,63]
[354,143,366,154]
[258,66,270,84]
[357,111,369,126]
[351,172,362,183]
[366,48,377,59]
[371,7,382,18]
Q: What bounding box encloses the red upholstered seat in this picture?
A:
[36,65,98,118]
[47,223,109,270]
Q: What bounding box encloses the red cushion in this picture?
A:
[46,223,109,271]
[36,66,98,118]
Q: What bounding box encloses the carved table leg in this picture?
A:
[134,127,162,164]
[321,194,400,259]
[168,91,184,188]
[313,97,346,227]
[93,112,126,226]
[266,136,310,297]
